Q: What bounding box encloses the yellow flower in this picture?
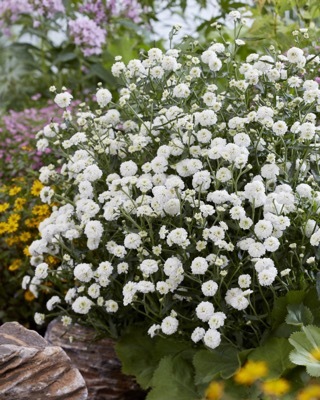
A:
[24,290,35,302]
[32,204,51,217]
[24,246,31,256]
[8,259,22,271]
[9,186,22,196]
[5,236,20,246]
[25,218,39,228]
[0,222,8,235]
[234,360,268,385]
[47,255,60,265]
[261,378,290,397]
[310,348,320,361]
[8,213,21,223]
[19,231,32,242]
[31,180,44,196]
[14,197,27,211]
[297,385,320,400]
[205,381,224,400]
[0,203,10,213]
[6,215,20,233]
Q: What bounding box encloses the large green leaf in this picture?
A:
[115,327,159,389]
[115,326,192,389]
[147,353,198,400]
[193,344,240,384]
[249,337,295,378]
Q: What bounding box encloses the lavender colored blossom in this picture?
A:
[32,0,65,18]
[79,0,107,25]
[69,16,106,57]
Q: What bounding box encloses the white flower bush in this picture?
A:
[24,20,320,351]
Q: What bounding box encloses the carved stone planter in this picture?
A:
[45,319,146,400]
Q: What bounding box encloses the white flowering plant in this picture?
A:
[23,16,320,399]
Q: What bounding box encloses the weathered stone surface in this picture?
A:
[0,321,88,399]
[45,319,146,400]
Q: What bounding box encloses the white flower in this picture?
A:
[261,164,280,180]
[161,316,179,335]
[163,257,183,276]
[287,47,305,64]
[164,199,181,216]
[194,110,217,126]
[105,300,119,313]
[54,92,73,108]
[230,206,246,220]
[238,274,251,288]
[254,220,273,240]
[310,230,320,246]
[83,165,103,182]
[191,257,209,274]
[139,259,158,276]
[216,167,232,182]
[148,324,161,338]
[167,228,189,247]
[35,263,49,279]
[162,55,178,71]
[201,280,218,296]
[195,301,215,322]
[272,120,288,136]
[296,183,312,199]
[40,187,54,204]
[225,288,250,310]
[34,312,45,325]
[74,263,93,282]
[120,160,138,177]
[258,268,277,286]
[203,329,221,349]
[88,283,100,299]
[72,296,93,314]
[137,281,155,293]
[239,217,253,230]
[208,312,227,329]
[96,88,112,107]
[123,281,137,305]
[254,258,275,272]
[191,327,206,343]
[263,236,280,252]
[46,295,61,311]
[299,122,316,140]
[111,61,126,77]
[173,83,190,98]
[124,233,142,249]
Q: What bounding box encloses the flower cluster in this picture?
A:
[68,16,107,57]
[25,24,320,350]
[0,0,142,56]
[0,176,53,324]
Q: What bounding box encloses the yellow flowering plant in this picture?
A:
[0,177,53,327]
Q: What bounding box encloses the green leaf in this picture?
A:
[249,337,295,378]
[89,63,115,85]
[285,304,314,327]
[271,291,307,329]
[115,326,192,390]
[147,354,198,400]
[54,52,77,64]
[193,344,240,384]
[115,327,159,389]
